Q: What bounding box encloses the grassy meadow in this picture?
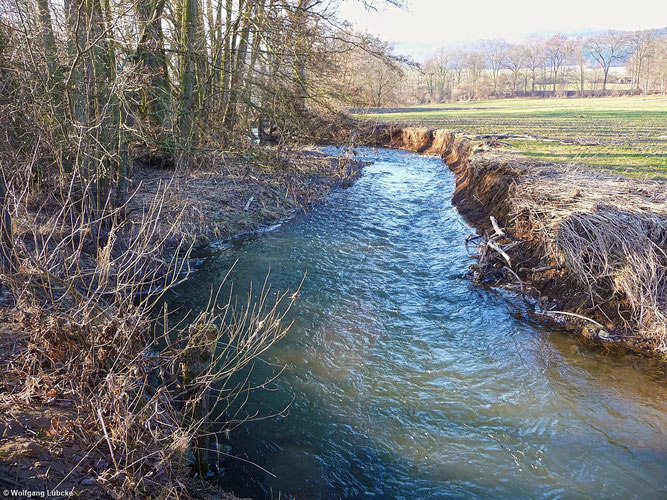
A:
[355,96,667,179]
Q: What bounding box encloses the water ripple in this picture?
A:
[174,147,667,499]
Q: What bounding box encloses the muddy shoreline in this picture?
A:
[353,124,667,358]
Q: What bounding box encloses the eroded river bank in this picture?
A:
[173,147,667,498]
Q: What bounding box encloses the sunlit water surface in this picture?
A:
[173,147,667,499]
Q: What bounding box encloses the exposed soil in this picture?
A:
[125,147,363,252]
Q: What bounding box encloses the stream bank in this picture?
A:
[0,147,363,498]
[127,147,364,252]
[0,125,664,497]
[176,146,666,498]
[356,124,667,357]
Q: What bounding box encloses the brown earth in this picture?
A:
[126,147,363,251]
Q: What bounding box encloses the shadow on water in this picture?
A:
[171,147,667,499]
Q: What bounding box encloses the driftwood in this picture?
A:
[470,216,578,326]
[503,266,525,294]
[472,216,513,284]
[542,310,606,329]
[488,241,512,266]
[471,216,528,293]
[490,216,505,237]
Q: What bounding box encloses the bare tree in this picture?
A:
[423,47,450,102]
[449,49,466,87]
[465,50,485,97]
[586,31,629,91]
[545,34,569,93]
[572,37,588,96]
[506,44,527,96]
[525,36,544,95]
[484,38,510,95]
[628,29,658,94]
[395,28,666,104]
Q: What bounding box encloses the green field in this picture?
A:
[355,96,667,179]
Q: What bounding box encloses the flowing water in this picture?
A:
[173,147,667,499]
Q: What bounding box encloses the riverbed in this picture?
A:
[173,147,667,499]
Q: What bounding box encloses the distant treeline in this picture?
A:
[350,27,667,106]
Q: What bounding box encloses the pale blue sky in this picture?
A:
[337,0,667,60]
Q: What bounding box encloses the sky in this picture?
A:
[336,0,667,61]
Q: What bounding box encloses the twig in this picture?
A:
[97,407,119,473]
[542,310,606,329]
[490,216,505,237]
[502,241,521,252]
[519,264,564,273]
[503,266,524,294]
[488,241,512,266]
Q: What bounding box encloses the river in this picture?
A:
[172,147,667,499]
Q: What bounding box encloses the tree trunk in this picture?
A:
[219,0,234,115]
[293,0,313,111]
[0,172,16,274]
[242,1,265,118]
[179,0,199,142]
[136,0,171,132]
[36,0,59,82]
[553,67,557,93]
[222,0,252,129]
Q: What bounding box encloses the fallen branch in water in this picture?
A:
[488,241,512,266]
[503,266,524,294]
[472,217,519,284]
[470,218,535,296]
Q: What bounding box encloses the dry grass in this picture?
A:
[0,170,299,497]
[508,161,667,350]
